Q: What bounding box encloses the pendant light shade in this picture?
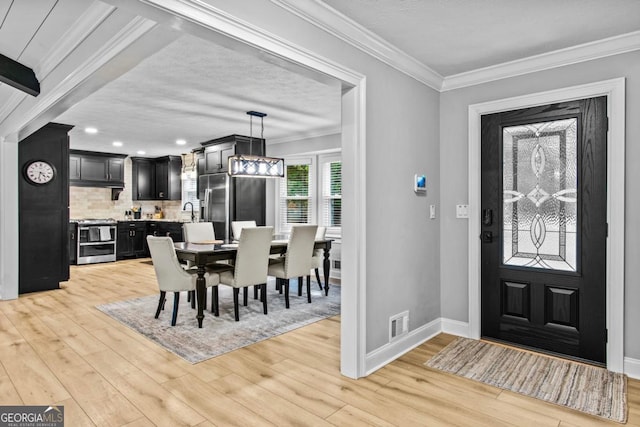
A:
[228,111,285,178]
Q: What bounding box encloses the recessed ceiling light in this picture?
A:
[137,150,146,155]
[112,141,123,147]
[176,139,187,145]
[84,127,98,134]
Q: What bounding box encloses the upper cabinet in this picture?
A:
[131,155,182,201]
[201,134,265,174]
[69,150,126,188]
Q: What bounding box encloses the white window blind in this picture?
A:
[320,155,341,237]
[181,176,200,211]
[278,158,314,234]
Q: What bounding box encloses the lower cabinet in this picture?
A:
[116,222,147,259]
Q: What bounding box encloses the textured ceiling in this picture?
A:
[56,33,342,157]
[321,0,640,76]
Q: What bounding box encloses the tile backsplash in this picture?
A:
[70,157,184,220]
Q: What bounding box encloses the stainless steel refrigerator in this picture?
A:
[198,173,266,240]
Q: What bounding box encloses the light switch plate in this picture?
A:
[430,205,436,219]
[456,204,469,218]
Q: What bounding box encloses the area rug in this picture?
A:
[97,282,340,364]
[425,337,627,423]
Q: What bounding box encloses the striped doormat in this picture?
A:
[425,337,627,423]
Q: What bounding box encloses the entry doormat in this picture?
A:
[97,282,340,364]
[425,338,627,423]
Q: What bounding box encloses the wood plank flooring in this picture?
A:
[0,258,638,426]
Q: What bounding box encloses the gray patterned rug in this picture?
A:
[425,337,627,423]
[97,282,340,364]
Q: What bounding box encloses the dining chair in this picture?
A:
[146,236,219,326]
[231,220,256,241]
[268,224,318,307]
[309,226,327,291]
[209,226,274,321]
[183,222,216,243]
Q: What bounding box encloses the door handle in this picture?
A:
[481,231,493,243]
[482,209,493,226]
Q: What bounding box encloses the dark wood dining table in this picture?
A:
[174,238,333,328]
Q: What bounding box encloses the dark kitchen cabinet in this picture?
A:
[204,142,234,173]
[131,158,154,200]
[69,150,126,188]
[132,156,181,201]
[19,123,72,293]
[116,221,147,259]
[155,156,181,200]
[145,221,184,256]
[69,222,78,265]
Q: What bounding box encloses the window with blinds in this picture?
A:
[278,159,314,233]
[320,154,341,236]
[181,176,200,211]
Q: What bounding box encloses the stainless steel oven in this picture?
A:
[74,219,117,264]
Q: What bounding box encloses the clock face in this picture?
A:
[25,160,55,185]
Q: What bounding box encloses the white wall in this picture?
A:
[440,50,640,357]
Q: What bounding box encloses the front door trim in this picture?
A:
[468,78,625,372]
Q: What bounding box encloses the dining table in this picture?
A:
[174,237,333,328]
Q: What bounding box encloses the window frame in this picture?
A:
[318,153,342,238]
[276,156,316,234]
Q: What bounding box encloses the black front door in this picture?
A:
[480,97,607,365]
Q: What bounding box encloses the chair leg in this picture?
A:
[315,268,323,290]
[278,278,283,294]
[171,292,180,326]
[284,279,290,309]
[190,290,196,309]
[233,288,240,321]
[243,286,248,306]
[155,291,166,319]
[298,276,303,296]
[254,286,258,300]
[261,284,267,314]
[212,286,219,316]
[306,275,311,303]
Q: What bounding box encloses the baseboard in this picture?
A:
[624,357,640,379]
[441,318,470,337]
[364,317,441,375]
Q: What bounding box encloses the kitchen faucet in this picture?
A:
[183,202,196,222]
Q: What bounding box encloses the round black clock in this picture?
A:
[24,160,56,185]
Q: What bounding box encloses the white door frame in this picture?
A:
[0,0,368,378]
[467,78,626,372]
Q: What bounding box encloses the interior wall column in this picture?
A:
[0,133,19,300]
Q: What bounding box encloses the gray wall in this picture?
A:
[211,0,442,352]
[440,50,640,357]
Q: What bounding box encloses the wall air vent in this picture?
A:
[389,310,409,342]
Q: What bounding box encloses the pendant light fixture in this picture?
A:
[227,111,285,178]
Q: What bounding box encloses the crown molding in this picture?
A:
[268,126,341,145]
[442,30,640,91]
[0,2,116,127]
[270,0,443,91]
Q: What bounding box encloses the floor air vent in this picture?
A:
[389,311,409,342]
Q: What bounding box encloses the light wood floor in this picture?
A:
[0,258,638,426]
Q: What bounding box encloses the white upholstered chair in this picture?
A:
[231,220,256,241]
[146,236,219,326]
[268,224,317,307]
[183,222,216,243]
[309,226,327,290]
[209,226,274,321]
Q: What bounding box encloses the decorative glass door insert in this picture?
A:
[502,118,577,271]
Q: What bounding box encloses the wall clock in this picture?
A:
[24,160,56,185]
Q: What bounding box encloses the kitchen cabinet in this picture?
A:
[145,221,184,256]
[154,156,181,200]
[131,158,154,200]
[201,134,264,174]
[19,123,72,293]
[69,222,78,265]
[132,156,181,201]
[116,221,147,259]
[69,150,126,187]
